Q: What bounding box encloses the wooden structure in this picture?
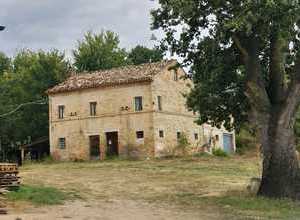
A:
[0,163,20,189]
[20,137,49,164]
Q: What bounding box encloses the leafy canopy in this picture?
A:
[152,0,300,130]
[0,50,69,160]
[128,45,164,65]
[0,52,11,76]
[73,31,128,72]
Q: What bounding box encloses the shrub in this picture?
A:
[212,148,228,157]
[175,133,190,156]
[236,127,257,155]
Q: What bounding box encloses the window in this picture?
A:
[173,70,178,81]
[134,96,143,111]
[157,96,162,111]
[215,135,219,141]
[58,138,66,149]
[159,130,164,138]
[90,102,97,116]
[136,131,144,139]
[58,105,65,119]
[177,132,181,140]
[194,133,199,140]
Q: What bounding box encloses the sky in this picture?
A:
[0,0,162,59]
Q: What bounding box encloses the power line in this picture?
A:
[0,99,47,118]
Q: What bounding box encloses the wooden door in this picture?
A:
[106,132,119,157]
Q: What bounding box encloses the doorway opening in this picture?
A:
[89,135,100,160]
[106,132,119,157]
[223,133,233,153]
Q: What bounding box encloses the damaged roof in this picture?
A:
[47,60,176,95]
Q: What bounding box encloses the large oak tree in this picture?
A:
[152,1,300,199]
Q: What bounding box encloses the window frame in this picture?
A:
[157,96,162,111]
[136,131,144,139]
[134,96,143,111]
[58,105,65,119]
[159,130,164,138]
[58,137,66,149]
[177,132,181,140]
[89,101,97,116]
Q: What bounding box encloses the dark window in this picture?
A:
[58,138,66,149]
[194,133,199,140]
[177,132,181,139]
[136,131,144,139]
[159,130,164,138]
[157,96,162,111]
[216,135,219,141]
[58,105,65,119]
[134,96,143,111]
[90,102,97,116]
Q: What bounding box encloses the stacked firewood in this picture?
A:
[0,163,20,189]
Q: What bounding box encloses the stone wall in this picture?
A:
[49,83,155,161]
[49,62,236,161]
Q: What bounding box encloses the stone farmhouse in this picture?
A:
[47,60,235,161]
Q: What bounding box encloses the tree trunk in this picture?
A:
[258,119,300,199]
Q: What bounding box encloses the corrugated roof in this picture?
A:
[47,60,176,95]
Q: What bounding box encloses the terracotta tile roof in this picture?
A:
[47,60,176,95]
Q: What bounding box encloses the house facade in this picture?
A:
[47,60,235,161]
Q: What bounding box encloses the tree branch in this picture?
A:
[232,34,249,62]
[269,32,287,104]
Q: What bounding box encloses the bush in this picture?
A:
[175,133,190,156]
[212,148,228,157]
[235,126,257,155]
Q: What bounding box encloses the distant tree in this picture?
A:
[0,52,11,76]
[73,31,128,72]
[128,45,164,65]
[0,49,69,161]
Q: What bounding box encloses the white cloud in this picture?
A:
[0,0,162,58]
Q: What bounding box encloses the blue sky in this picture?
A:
[0,0,162,58]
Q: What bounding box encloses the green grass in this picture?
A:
[6,185,67,205]
[216,194,300,220]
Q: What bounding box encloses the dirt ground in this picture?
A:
[3,199,222,220]
[2,156,260,220]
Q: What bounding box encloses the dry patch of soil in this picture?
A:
[2,156,261,220]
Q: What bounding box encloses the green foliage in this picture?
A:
[0,50,69,161]
[236,127,257,155]
[0,52,11,76]
[7,185,66,205]
[151,1,300,131]
[73,31,128,72]
[216,195,300,220]
[212,148,228,157]
[175,133,190,156]
[128,45,164,65]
